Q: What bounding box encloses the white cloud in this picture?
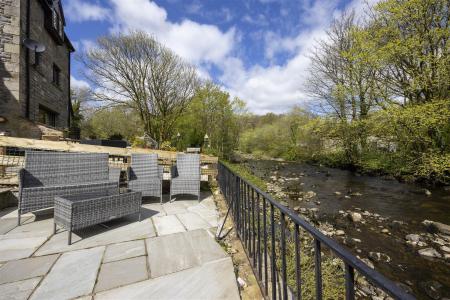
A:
[71,75,90,89]
[109,0,235,65]
[65,0,110,22]
[217,0,374,114]
[67,0,380,114]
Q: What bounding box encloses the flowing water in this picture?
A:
[244,159,450,299]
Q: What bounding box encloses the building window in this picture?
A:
[52,64,60,87]
[38,106,58,127]
[52,9,59,33]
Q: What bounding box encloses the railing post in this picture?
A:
[252,188,256,265]
[314,239,322,300]
[263,197,268,296]
[257,193,262,279]
[271,203,276,300]
[280,213,287,300]
[295,224,302,300]
[345,263,355,300]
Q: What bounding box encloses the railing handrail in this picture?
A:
[218,161,415,300]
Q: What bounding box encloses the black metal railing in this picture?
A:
[217,162,415,300]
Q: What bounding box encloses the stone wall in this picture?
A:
[0,0,71,138]
[25,0,71,129]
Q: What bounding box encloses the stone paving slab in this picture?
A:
[103,240,146,263]
[95,256,148,292]
[0,254,59,285]
[187,205,219,227]
[141,203,166,217]
[146,229,227,278]
[152,215,186,236]
[95,257,239,300]
[162,202,189,215]
[30,246,104,300]
[35,218,155,256]
[0,277,42,300]
[200,194,217,210]
[0,233,49,262]
[187,204,218,218]
[176,212,212,231]
[0,218,21,235]
[8,218,54,236]
[200,213,219,227]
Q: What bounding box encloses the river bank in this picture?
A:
[225,158,450,299]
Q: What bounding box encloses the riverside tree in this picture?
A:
[367,0,450,105]
[306,11,378,163]
[79,31,198,144]
[175,82,243,158]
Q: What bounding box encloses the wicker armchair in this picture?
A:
[18,151,119,225]
[170,153,201,201]
[128,153,163,203]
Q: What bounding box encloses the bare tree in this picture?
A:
[306,10,378,121]
[79,31,198,143]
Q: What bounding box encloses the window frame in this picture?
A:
[38,105,58,127]
[52,63,61,87]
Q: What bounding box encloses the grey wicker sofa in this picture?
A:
[170,153,201,201]
[18,151,119,225]
[128,153,163,203]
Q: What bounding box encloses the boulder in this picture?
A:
[418,248,442,259]
[349,212,362,223]
[441,246,450,253]
[304,191,317,199]
[420,281,442,300]
[369,252,391,263]
[422,220,450,235]
[405,234,420,243]
[335,230,345,236]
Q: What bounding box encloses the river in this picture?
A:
[244,159,450,299]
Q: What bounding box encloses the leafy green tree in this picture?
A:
[175,82,242,158]
[81,107,143,142]
[368,0,450,104]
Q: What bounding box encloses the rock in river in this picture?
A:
[304,191,317,199]
[335,230,345,236]
[422,220,450,235]
[349,212,362,223]
[418,248,442,259]
[405,234,420,243]
[369,252,391,263]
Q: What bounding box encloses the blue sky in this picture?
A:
[63,0,375,114]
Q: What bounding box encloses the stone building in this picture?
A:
[0,0,74,138]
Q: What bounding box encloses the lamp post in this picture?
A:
[176,132,181,151]
[204,133,210,148]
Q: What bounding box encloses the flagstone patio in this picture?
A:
[0,192,240,300]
